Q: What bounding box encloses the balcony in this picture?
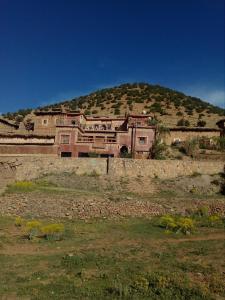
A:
[56,120,79,126]
[77,136,117,144]
[56,119,114,131]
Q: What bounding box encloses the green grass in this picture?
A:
[0,215,224,299]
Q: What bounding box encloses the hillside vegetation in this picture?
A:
[3,83,225,127]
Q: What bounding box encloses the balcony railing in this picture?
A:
[56,120,113,131]
[77,136,117,143]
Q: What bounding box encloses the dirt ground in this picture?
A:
[0,172,224,219]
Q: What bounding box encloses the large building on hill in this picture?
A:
[0,110,223,158]
[0,111,156,158]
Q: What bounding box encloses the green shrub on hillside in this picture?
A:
[197,120,206,127]
[41,223,65,241]
[177,119,190,127]
[15,217,65,241]
[149,103,164,114]
[159,215,195,235]
[179,138,198,156]
[150,139,167,159]
[216,137,225,151]
[114,108,120,115]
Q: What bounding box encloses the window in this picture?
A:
[61,152,72,157]
[139,137,147,145]
[42,119,48,125]
[60,135,70,144]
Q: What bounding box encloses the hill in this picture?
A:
[3,82,225,127]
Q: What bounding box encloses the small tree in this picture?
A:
[197,120,206,127]
[150,138,167,159]
[24,119,34,131]
[179,138,199,157]
[177,119,190,127]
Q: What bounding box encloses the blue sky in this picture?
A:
[0,0,224,114]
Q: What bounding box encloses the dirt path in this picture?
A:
[1,233,224,256]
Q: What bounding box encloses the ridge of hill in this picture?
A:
[3,82,225,127]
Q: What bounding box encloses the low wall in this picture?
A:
[0,157,224,185]
[0,157,107,182]
[0,145,57,155]
[108,159,224,179]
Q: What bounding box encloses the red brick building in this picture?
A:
[0,111,156,158]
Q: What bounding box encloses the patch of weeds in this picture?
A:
[41,223,65,241]
[207,273,225,296]
[190,207,224,228]
[196,215,224,228]
[15,217,65,241]
[159,215,195,235]
[6,181,37,193]
[15,216,25,227]
[19,276,79,300]
[146,271,212,300]
[105,271,212,300]
[125,219,164,238]
[176,261,214,275]
[34,180,58,188]
[188,245,210,256]
[25,220,42,240]
[61,252,116,273]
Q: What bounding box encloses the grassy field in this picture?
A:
[0,214,224,300]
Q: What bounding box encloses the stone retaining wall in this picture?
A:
[108,159,224,178]
[0,157,224,186]
[0,157,107,182]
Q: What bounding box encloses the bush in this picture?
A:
[179,138,199,156]
[176,217,195,234]
[216,137,225,151]
[159,215,195,235]
[149,103,164,114]
[148,118,159,126]
[194,206,209,217]
[25,220,42,240]
[16,218,66,241]
[197,120,206,127]
[207,215,223,227]
[146,271,210,299]
[159,215,177,231]
[196,214,223,228]
[150,139,167,159]
[15,216,25,227]
[177,119,190,127]
[8,181,36,192]
[189,207,224,228]
[41,223,65,241]
[114,108,120,115]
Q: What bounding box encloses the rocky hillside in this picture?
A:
[3,83,225,127]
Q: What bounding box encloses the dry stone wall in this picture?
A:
[108,159,224,178]
[0,159,19,191]
[0,157,224,188]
